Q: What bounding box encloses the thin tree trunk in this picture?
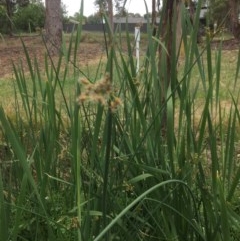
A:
[158,0,181,134]
[152,0,157,36]
[158,0,175,97]
[44,0,62,55]
[176,1,183,55]
[229,0,240,39]
[107,0,114,31]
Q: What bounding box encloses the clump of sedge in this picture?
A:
[77,73,121,112]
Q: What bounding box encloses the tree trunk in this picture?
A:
[44,0,62,55]
[159,0,181,94]
[229,0,240,39]
[107,0,113,30]
[152,0,157,36]
[176,1,183,54]
[158,0,181,134]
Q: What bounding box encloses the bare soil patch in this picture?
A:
[0,35,239,79]
[0,35,105,78]
[211,38,240,50]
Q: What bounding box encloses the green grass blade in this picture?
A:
[0,167,7,241]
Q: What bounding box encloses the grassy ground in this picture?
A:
[1,21,240,241]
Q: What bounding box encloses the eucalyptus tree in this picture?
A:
[108,0,113,30]
[157,0,183,131]
[94,0,107,11]
[44,0,62,55]
[94,0,113,29]
[152,0,157,34]
[228,0,240,39]
[94,0,127,29]
[115,0,126,15]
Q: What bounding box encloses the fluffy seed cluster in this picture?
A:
[77,73,122,112]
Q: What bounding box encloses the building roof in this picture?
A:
[113,17,160,24]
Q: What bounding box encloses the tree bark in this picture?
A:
[159,0,182,82]
[152,0,157,36]
[176,1,183,54]
[44,0,62,55]
[107,0,113,30]
[158,0,181,134]
[229,0,240,39]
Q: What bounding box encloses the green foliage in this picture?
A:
[13,3,45,32]
[115,0,127,16]
[0,5,9,34]
[1,1,240,240]
[61,2,70,24]
[86,12,102,24]
[94,0,108,11]
[209,0,229,25]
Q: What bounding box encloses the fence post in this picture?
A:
[135,26,140,74]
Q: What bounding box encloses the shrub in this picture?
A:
[13,3,45,32]
[0,6,9,34]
